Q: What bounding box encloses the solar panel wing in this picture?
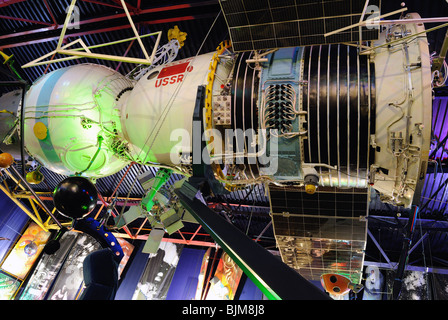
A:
[219,0,381,52]
[269,185,368,283]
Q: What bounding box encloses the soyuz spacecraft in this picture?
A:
[0,0,443,298]
[3,15,431,204]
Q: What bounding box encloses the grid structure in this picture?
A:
[269,185,368,283]
[219,0,381,52]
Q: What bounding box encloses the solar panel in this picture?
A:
[219,0,381,52]
[269,185,368,283]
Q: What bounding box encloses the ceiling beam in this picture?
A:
[80,0,123,10]
[0,14,54,26]
[367,229,394,268]
[0,13,216,50]
[0,0,26,8]
[43,0,58,26]
[364,261,448,275]
[110,0,137,13]
[0,0,219,43]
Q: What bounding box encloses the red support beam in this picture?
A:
[0,24,129,49]
[177,229,188,243]
[160,237,216,248]
[189,225,202,243]
[0,12,217,50]
[96,192,134,239]
[80,0,122,9]
[42,0,58,26]
[142,15,196,25]
[115,38,135,71]
[110,0,138,13]
[109,162,135,199]
[0,0,26,8]
[0,1,218,42]
[43,52,56,74]
[0,14,54,26]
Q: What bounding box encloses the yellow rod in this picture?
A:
[120,0,151,61]
[28,198,43,223]
[4,168,25,190]
[0,184,48,232]
[57,0,78,50]
[56,49,154,65]
[12,192,52,198]
[360,22,448,54]
[324,7,408,37]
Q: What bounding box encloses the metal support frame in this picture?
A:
[420,175,448,213]
[367,212,440,299]
[0,176,218,247]
[324,7,408,38]
[0,1,217,49]
[325,6,448,39]
[20,0,161,68]
[0,178,49,231]
[431,28,448,73]
[364,261,448,275]
[367,229,394,268]
[429,133,448,160]
[409,232,429,255]
[392,205,419,300]
[2,164,276,250]
[360,22,448,55]
[1,159,213,246]
[21,32,160,68]
[7,165,62,228]
[174,179,330,300]
[0,14,53,26]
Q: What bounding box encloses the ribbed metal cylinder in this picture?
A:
[302,44,376,174]
[230,51,261,178]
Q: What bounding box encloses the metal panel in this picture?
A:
[220,0,381,52]
[269,184,368,283]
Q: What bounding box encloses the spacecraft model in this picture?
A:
[4,13,430,205]
[0,1,444,299]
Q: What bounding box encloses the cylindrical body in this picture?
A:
[119,53,213,167]
[23,64,133,178]
[16,14,430,209]
[118,16,431,207]
[302,44,375,187]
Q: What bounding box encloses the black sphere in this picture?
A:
[53,176,98,219]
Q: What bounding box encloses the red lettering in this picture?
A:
[155,72,186,88]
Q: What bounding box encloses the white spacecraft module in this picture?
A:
[21,64,134,178]
[119,53,213,167]
[117,13,431,208]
